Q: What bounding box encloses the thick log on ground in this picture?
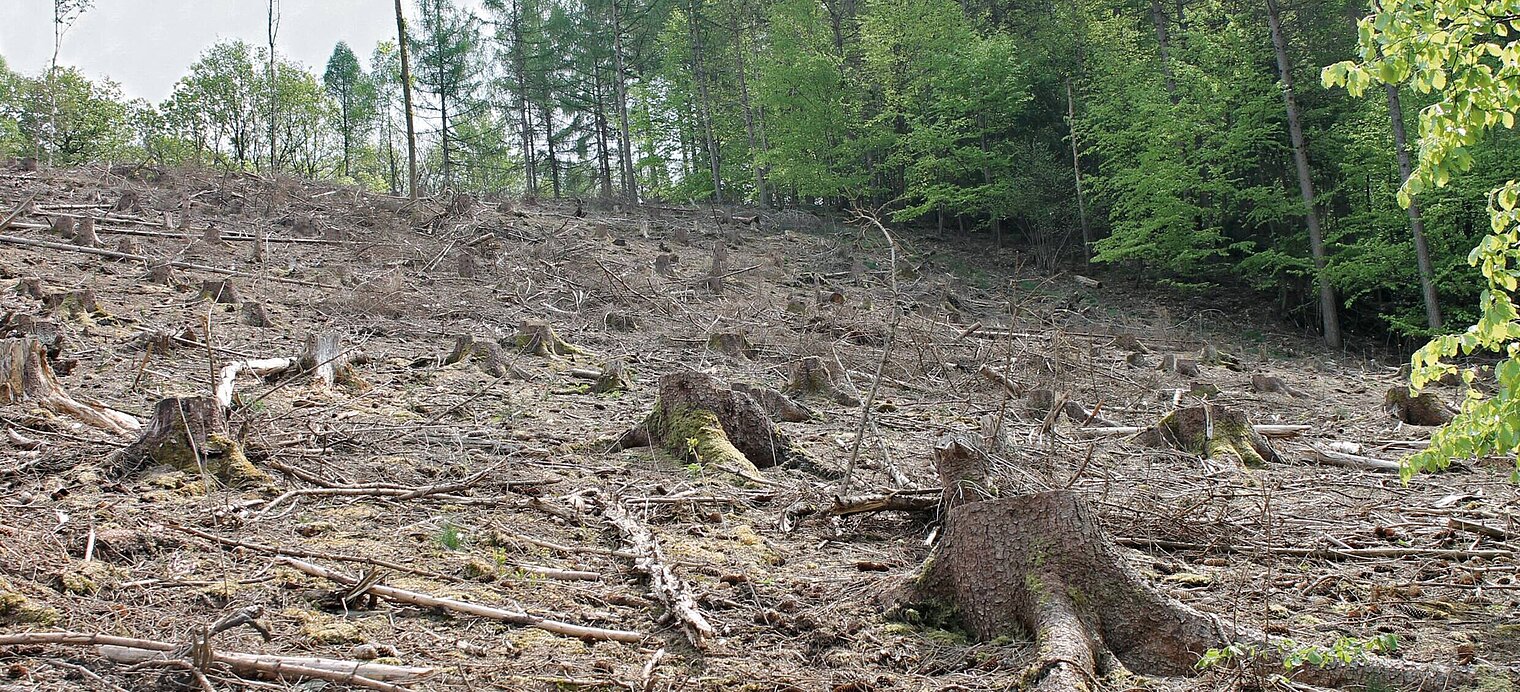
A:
[114,396,269,487]
[612,371,829,482]
[0,337,138,435]
[900,440,1482,691]
[1385,387,1455,426]
[1138,404,1279,469]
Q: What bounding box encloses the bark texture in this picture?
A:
[114,396,268,487]
[0,337,137,436]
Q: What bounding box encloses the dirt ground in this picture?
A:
[1,162,1517,691]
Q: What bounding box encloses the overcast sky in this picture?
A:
[0,1,453,103]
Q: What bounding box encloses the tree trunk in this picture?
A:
[1149,0,1179,104]
[1066,80,1092,262]
[1387,85,1442,329]
[1266,0,1341,349]
[610,0,638,201]
[268,0,279,174]
[688,0,724,204]
[734,18,766,207]
[541,102,562,198]
[395,0,420,200]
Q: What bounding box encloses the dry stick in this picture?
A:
[8,220,366,245]
[278,558,642,643]
[255,469,491,518]
[1077,424,1311,438]
[0,193,39,231]
[168,524,459,582]
[0,233,334,288]
[0,632,424,692]
[841,207,903,495]
[1113,537,1512,561]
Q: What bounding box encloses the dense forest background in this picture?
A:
[2,0,1515,345]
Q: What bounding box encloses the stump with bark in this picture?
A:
[114,190,141,214]
[15,277,46,300]
[612,371,830,482]
[514,320,585,357]
[241,302,272,328]
[1160,354,1200,378]
[707,241,728,293]
[1138,404,1278,469]
[705,332,756,360]
[51,215,76,240]
[446,335,512,377]
[73,218,100,248]
[592,361,631,394]
[731,382,816,422]
[457,253,478,278]
[784,356,860,407]
[654,253,676,278]
[44,289,107,321]
[113,396,269,487]
[1251,374,1305,398]
[0,337,138,436]
[200,280,241,304]
[897,437,1476,691]
[145,261,175,286]
[1385,387,1455,426]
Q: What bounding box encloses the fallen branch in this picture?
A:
[0,233,334,288]
[1078,423,1310,438]
[168,523,458,582]
[215,357,295,409]
[830,490,943,516]
[599,494,714,649]
[278,558,642,642]
[256,470,491,518]
[1303,445,1402,473]
[0,631,429,692]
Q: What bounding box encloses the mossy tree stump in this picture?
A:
[1139,405,1278,469]
[705,332,756,360]
[73,218,100,248]
[514,320,585,357]
[613,372,827,482]
[899,440,1472,692]
[114,396,269,488]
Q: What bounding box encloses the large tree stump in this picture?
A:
[113,396,269,487]
[145,261,176,286]
[705,331,756,360]
[514,320,584,357]
[1385,387,1455,426]
[899,441,1476,691]
[51,215,76,240]
[200,280,241,304]
[612,372,831,482]
[0,337,138,436]
[783,356,859,407]
[44,289,107,321]
[1138,404,1279,469]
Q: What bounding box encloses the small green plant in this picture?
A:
[434,522,464,551]
[685,462,704,480]
[1197,635,1397,672]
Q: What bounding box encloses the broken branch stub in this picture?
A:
[1139,404,1279,469]
[114,396,268,486]
[613,371,830,481]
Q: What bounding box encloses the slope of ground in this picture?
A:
[0,162,1516,691]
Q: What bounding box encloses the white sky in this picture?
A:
[0,1,479,103]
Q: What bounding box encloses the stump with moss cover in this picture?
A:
[613,371,830,482]
[114,396,269,488]
[895,436,1481,692]
[447,335,512,377]
[1139,404,1278,469]
[514,320,585,357]
[783,356,859,407]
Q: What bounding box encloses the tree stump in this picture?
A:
[113,396,268,487]
[51,215,76,240]
[705,332,756,360]
[457,253,478,278]
[672,225,690,246]
[0,337,138,436]
[603,311,638,332]
[446,335,511,377]
[0,313,64,361]
[113,237,140,257]
[1160,354,1199,378]
[73,218,100,248]
[1199,343,1242,371]
[731,382,815,422]
[1385,387,1455,426]
[592,360,631,394]
[114,190,141,214]
[783,356,859,407]
[200,280,241,304]
[612,372,830,482]
[707,241,728,293]
[898,441,1468,692]
[1251,374,1305,398]
[241,302,273,328]
[301,332,362,389]
[44,290,105,320]
[1112,334,1149,354]
[1138,404,1278,469]
[513,320,584,357]
[145,261,176,286]
[654,253,676,278]
[202,224,222,245]
[15,277,47,300]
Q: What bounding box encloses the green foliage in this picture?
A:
[1325,0,1520,474]
[1198,634,1397,672]
[434,521,464,550]
[324,41,378,178]
[4,67,132,165]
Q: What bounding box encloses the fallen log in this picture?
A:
[278,558,640,643]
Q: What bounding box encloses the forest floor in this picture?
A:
[0,162,1516,692]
